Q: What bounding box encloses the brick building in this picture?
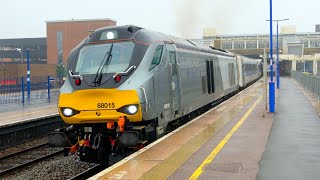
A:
[46,18,117,65]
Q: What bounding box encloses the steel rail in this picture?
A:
[0,146,63,177]
[0,143,48,161]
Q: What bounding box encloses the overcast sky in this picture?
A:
[0,0,319,39]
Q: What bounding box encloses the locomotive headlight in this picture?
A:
[100,30,118,40]
[117,104,139,115]
[128,105,138,114]
[60,107,80,117]
[63,108,73,116]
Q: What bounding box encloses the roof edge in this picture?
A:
[46,18,117,24]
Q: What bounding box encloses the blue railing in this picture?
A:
[0,76,61,105]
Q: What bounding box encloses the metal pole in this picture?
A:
[269,0,275,113]
[264,47,268,113]
[4,71,7,104]
[269,0,273,82]
[276,21,280,89]
[26,50,31,101]
[48,76,50,102]
[22,76,25,104]
[20,49,24,63]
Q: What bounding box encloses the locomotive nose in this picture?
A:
[58,89,142,124]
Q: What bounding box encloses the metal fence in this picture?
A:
[0,76,61,105]
[291,70,320,100]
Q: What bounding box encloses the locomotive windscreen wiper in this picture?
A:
[93,43,114,85]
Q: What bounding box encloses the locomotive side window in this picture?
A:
[169,51,176,64]
[229,63,235,86]
[149,45,164,70]
[206,60,212,94]
[206,60,215,94]
[244,63,258,76]
[210,60,215,93]
[169,51,177,75]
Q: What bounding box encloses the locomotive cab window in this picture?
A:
[149,45,164,70]
[75,41,134,75]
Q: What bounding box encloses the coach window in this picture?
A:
[149,45,164,70]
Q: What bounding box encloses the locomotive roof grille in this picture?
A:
[87,25,234,57]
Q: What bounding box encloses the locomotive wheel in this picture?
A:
[137,143,144,150]
[98,136,110,169]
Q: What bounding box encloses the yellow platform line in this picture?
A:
[189,96,262,180]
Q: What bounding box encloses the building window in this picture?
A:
[246,41,257,49]
[234,41,245,49]
[246,36,256,39]
[221,42,232,49]
[296,61,313,73]
[288,45,303,55]
[278,40,283,48]
[57,32,63,64]
[259,40,269,48]
[272,39,277,49]
[310,40,320,48]
[301,40,309,48]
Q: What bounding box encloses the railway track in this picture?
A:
[0,143,63,177]
[0,114,64,151]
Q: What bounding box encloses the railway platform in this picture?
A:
[257,77,320,179]
[90,79,273,180]
[0,99,58,127]
[90,77,320,180]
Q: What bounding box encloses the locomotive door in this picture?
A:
[166,44,180,117]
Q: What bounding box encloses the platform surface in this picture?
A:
[257,77,320,180]
[91,79,274,180]
[0,100,58,127]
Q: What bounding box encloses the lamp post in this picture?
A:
[26,50,30,101]
[267,18,289,89]
[16,48,31,100]
[16,48,24,63]
[267,0,275,113]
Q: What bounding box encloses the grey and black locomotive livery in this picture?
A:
[49,25,262,166]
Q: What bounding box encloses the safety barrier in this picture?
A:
[0,76,61,105]
[291,70,320,101]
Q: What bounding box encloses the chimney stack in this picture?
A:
[316,24,320,32]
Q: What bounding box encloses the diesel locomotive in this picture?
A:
[48,25,262,166]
